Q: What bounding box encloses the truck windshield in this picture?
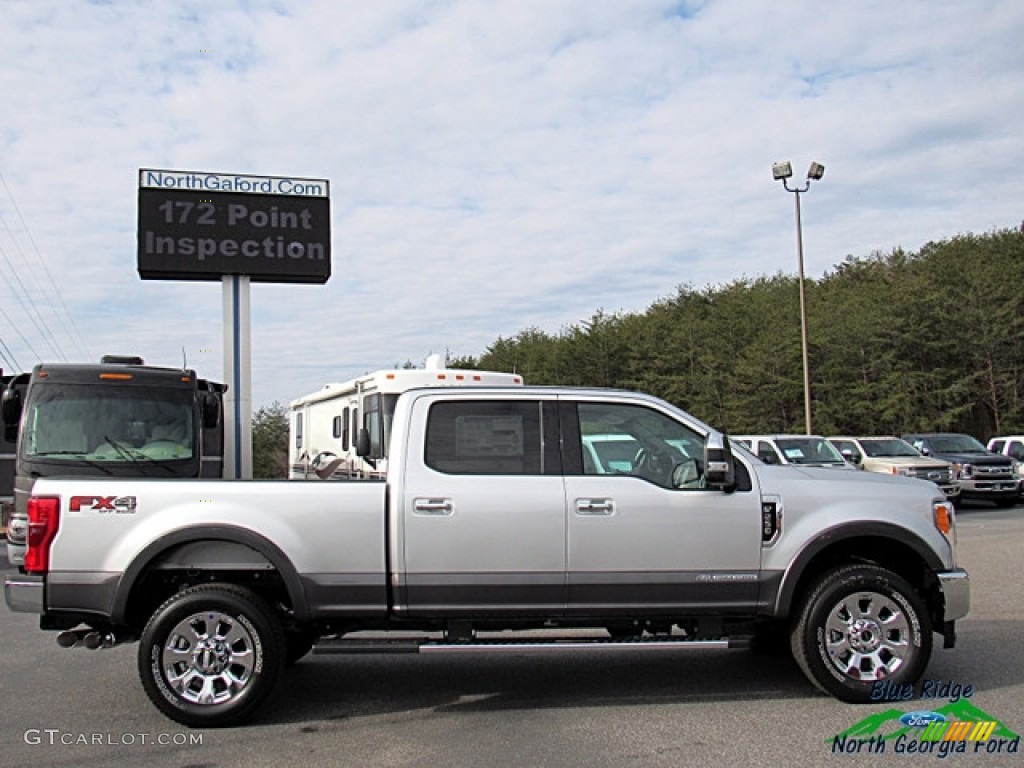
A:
[22,385,194,463]
[774,438,846,465]
[926,435,988,453]
[861,439,920,458]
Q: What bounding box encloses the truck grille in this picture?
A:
[912,467,953,483]
[972,464,1013,479]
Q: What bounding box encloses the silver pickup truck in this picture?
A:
[5,386,969,727]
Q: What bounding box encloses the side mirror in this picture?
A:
[704,432,736,492]
[201,393,221,429]
[2,386,22,441]
[840,449,861,465]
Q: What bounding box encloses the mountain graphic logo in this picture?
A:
[829,699,1020,744]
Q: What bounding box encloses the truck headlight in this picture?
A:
[956,462,972,480]
[892,466,913,477]
[933,500,956,548]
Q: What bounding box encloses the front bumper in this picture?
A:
[938,568,970,622]
[4,573,43,613]
[936,568,969,649]
[957,479,1019,497]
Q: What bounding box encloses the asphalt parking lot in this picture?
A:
[0,500,1021,768]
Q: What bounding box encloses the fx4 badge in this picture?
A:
[69,495,138,514]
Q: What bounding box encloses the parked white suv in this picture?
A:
[827,436,960,500]
[986,435,1024,492]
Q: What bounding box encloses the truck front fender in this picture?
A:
[771,520,946,618]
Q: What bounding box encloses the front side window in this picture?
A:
[577,402,705,489]
[426,400,544,475]
[830,440,861,462]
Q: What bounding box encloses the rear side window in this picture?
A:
[425,401,545,475]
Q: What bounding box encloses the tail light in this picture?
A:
[25,496,61,573]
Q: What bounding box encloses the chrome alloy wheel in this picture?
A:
[824,590,911,681]
[161,611,256,705]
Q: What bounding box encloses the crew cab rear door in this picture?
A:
[395,394,565,616]
[561,397,763,615]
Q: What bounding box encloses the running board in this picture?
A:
[314,636,745,656]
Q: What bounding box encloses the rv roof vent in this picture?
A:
[101,355,145,365]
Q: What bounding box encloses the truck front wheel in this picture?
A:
[790,565,932,702]
[138,584,286,727]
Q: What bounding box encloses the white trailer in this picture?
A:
[289,355,523,479]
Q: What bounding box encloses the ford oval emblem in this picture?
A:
[899,711,947,728]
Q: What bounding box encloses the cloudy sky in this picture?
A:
[2,0,1022,408]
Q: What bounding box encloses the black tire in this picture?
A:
[285,629,318,665]
[790,564,932,703]
[138,583,286,727]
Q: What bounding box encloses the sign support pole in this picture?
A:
[222,274,252,479]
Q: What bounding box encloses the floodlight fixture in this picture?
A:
[772,159,825,434]
[772,161,793,181]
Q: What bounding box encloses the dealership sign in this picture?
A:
[137,169,331,284]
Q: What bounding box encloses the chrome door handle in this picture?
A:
[576,498,614,515]
[413,498,454,516]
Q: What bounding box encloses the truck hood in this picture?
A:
[925,451,1011,466]
[753,462,942,500]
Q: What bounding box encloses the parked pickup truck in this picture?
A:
[5,387,969,727]
[827,436,960,501]
[904,432,1019,507]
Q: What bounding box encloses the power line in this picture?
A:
[0,299,36,368]
[0,171,92,359]
[0,169,93,363]
[0,224,66,361]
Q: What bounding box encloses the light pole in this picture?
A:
[772,160,824,435]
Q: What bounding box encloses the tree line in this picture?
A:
[451,226,1024,441]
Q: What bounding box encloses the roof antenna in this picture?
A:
[182,347,188,371]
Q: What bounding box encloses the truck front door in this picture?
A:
[562,399,763,616]
[397,396,565,617]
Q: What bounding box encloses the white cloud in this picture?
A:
[1,0,1022,405]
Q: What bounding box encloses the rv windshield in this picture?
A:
[22,384,194,462]
[364,393,401,459]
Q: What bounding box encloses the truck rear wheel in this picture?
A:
[138,584,285,727]
[790,564,931,702]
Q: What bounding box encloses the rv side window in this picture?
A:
[365,395,384,459]
[295,414,303,449]
[341,406,350,451]
[332,415,342,439]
